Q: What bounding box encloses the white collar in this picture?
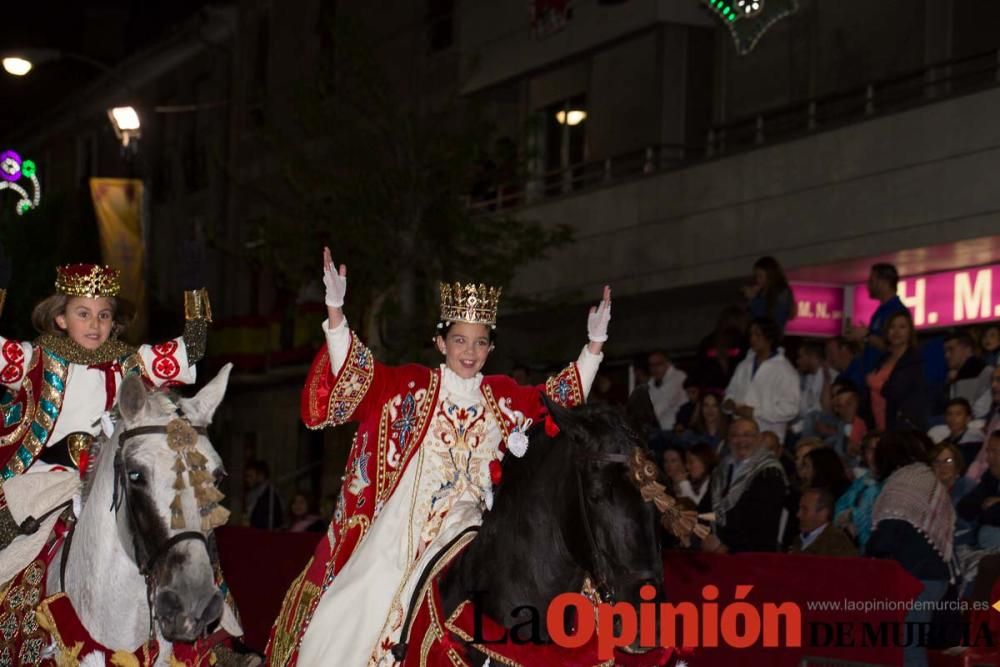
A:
[440,364,483,399]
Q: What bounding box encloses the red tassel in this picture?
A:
[489,459,502,486]
[545,415,560,437]
[77,450,90,480]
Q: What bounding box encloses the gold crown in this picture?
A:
[439,282,502,327]
[55,264,121,298]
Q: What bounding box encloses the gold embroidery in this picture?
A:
[267,569,322,667]
[545,362,584,407]
[375,371,439,511]
[33,334,135,365]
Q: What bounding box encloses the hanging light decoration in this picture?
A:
[701,0,799,55]
[0,150,41,216]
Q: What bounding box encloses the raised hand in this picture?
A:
[323,247,347,308]
[587,285,611,343]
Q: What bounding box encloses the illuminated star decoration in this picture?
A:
[701,0,799,55]
[0,150,41,216]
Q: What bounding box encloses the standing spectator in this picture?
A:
[867,310,929,432]
[645,350,688,432]
[944,331,992,405]
[245,460,284,530]
[830,387,868,469]
[795,340,829,438]
[846,263,907,376]
[931,397,985,465]
[930,443,975,548]
[963,366,1000,482]
[800,446,851,500]
[703,418,788,553]
[790,488,858,557]
[826,336,865,393]
[958,431,1000,549]
[676,443,717,513]
[982,324,1000,368]
[835,432,883,551]
[288,492,327,533]
[697,306,748,392]
[724,318,801,441]
[743,256,796,335]
[687,391,729,452]
[868,432,954,667]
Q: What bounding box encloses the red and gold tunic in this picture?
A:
[267,321,600,666]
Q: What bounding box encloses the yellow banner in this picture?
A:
[89,178,146,341]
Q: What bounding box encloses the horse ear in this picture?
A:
[119,375,149,426]
[180,363,233,426]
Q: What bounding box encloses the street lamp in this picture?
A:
[1,57,32,76]
[108,106,141,147]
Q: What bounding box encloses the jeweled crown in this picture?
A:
[55,264,121,298]
[439,282,502,327]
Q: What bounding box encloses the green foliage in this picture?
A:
[243,16,571,361]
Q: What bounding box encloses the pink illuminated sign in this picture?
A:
[852,264,1000,330]
[786,283,846,337]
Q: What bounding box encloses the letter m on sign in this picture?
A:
[954,269,992,322]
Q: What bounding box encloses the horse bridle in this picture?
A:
[112,423,213,640]
[574,449,661,605]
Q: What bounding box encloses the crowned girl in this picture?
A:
[268,248,612,666]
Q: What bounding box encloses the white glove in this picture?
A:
[324,262,347,308]
[587,288,611,343]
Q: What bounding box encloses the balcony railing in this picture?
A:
[469,47,1000,214]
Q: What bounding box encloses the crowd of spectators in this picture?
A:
[625,256,1000,667]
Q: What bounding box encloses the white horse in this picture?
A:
[48,364,240,664]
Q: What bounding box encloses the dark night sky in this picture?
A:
[0,0,212,132]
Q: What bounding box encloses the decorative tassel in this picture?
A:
[185,450,208,467]
[544,415,560,437]
[172,458,186,473]
[170,495,185,530]
[202,505,230,530]
[173,472,187,491]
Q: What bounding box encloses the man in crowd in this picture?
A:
[944,331,993,408]
[646,349,688,432]
[724,318,800,441]
[958,430,1000,549]
[825,336,864,390]
[846,263,906,375]
[244,459,284,530]
[791,488,858,557]
[830,386,867,471]
[704,418,788,553]
[932,397,985,464]
[795,340,828,438]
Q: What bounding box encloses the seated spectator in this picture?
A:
[825,336,864,396]
[929,397,986,465]
[983,324,1000,368]
[703,418,788,553]
[723,318,801,441]
[674,378,700,432]
[662,445,687,494]
[794,437,824,483]
[829,386,868,470]
[743,256,795,335]
[646,349,688,433]
[790,488,858,557]
[800,446,851,500]
[963,366,1000,482]
[944,331,993,406]
[288,492,326,533]
[866,310,929,432]
[867,431,954,667]
[686,391,729,452]
[958,430,1000,549]
[834,432,883,551]
[930,443,975,548]
[763,430,802,549]
[675,443,717,513]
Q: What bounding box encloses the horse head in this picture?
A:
[86,364,232,643]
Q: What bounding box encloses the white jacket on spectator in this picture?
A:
[725,348,801,440]
[648,365,687,431]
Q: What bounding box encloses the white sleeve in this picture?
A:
[575,346,604,399]
[323,317,351,376]
[755,366,802,424]
[973,386,992,420]
[137,336,197,386]
[0,337,32,391]
[725,359,749,405]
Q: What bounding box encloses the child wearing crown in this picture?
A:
[0,258,212,573]
[268,248,612,666]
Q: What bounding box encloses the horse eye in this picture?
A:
[127,470,145,484]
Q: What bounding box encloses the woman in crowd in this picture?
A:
[800,446,851,499]
[834,431,883,551]
[867,310,929,432]
[868,432,954,667]
[287,492,327,533]
[742,256,795,334]
[662,445,687,495]
[929,442,976,548]
[687,390,729,452]
[674,442,717,513]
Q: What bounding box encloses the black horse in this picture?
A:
[434,397,666,662]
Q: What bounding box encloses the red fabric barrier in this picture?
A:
[215,527,922,665]
[215,526,321,653]
[662,551,923,666]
